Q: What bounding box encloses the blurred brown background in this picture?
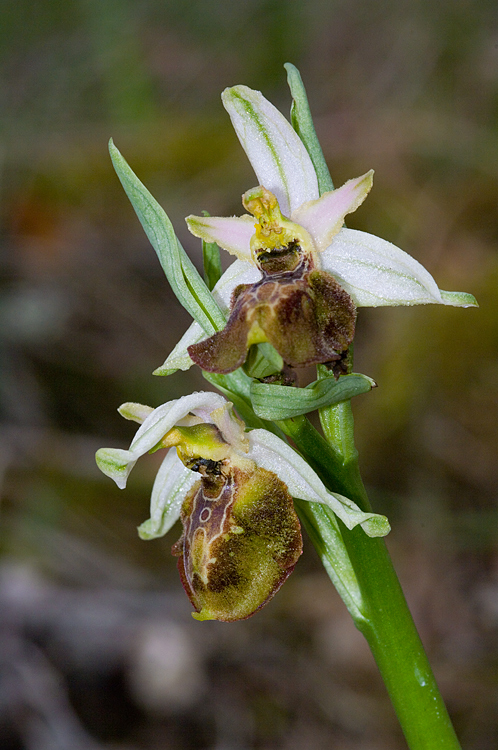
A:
[1,0,497,748]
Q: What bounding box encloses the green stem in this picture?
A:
[280,411,461,749]
[284,64,460,747]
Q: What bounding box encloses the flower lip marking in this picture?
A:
[199,508,211,523]
[254,239,303,275]
[173,461,303,622]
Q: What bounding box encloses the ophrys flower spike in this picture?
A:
[101,64,475,747]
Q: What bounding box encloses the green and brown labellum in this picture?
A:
[172,461,302,622]
[188,251,356,374]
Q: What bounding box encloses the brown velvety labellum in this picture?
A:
[172,464,302,622]
[188,251,356,374]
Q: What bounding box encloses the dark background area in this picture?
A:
[1,1,498,748]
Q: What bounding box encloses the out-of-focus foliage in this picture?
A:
[1,1,498,748]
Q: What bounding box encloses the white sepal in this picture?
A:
[322,228,477,308]
[247,430,390,537]
[153,321,205,375]
[95,448,136,490]
[138,449,198,540]
[222,85,319,217]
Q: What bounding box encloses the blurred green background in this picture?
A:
[1,0,498,748]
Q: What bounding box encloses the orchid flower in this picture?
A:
[96,392,389,621]
[154,85,476,376]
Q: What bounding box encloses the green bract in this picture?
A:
[108,140,226,337]
[250,373,375,420]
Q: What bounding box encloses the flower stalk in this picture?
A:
[285,66,461,748]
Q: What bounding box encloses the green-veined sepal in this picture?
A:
[323,228,478,308]
[221,85,319,217]
[247,430,390,538]
[138,449,198,540]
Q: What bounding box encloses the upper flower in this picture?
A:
[187,182,360,373]
[155,85,477,376]
[96,392,390,621]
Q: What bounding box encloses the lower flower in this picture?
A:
[96,392,389,621]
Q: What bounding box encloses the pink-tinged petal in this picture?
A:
[222,85,319,216]
[292,171,374,252]
[186,214,255,262]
